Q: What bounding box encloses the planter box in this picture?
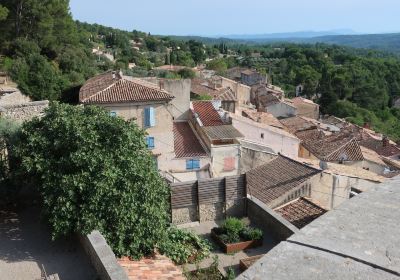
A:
[211,229,262,254]
[239,254,264,271]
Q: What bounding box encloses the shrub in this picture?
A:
[158,227,212,264]
[222,217,245,237]
[215,218,263,244]
[240,227,263,241]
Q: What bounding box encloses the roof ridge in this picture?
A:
[278,153,322,172]
[81,77,119,102]
[325,137,362,160]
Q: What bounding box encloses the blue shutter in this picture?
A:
[193,159,200,169]
[144,108,150,127]
[186,160,193,170]
[149,107,155,127]
[146,137,155,149]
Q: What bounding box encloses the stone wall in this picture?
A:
[247,196,299,241]
[79,231,129,280]
[1,100,49,122]
[172,205,198,225]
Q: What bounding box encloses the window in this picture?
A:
[144,107,155,127]
[261,133,264,139]
[146,136,155,149]
[186,159,200,170]
[110,111,117,117]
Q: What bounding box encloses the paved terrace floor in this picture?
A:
[0,206,97,280]
[180,219,279,278]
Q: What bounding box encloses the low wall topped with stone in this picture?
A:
[79,231,129,280]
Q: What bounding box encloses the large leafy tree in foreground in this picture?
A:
[15,103,170,258]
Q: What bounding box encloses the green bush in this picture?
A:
[215,218,263,244]
[158,227,212,265]
[222,217,245,237]
[240,227,263,241]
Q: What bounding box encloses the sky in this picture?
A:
[69,0,400,36]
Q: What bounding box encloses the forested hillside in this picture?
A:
[0,1,400,140]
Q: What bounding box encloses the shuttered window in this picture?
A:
[186,159,200,170]
[146,137,155,149]
[144,107,156,127]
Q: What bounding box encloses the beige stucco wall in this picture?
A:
[98,102,175,172]
[295,102,319,119]
[219,76,251,106]
[140,78,191,121]
[266,102,297,118]
[211,144,241,177]
[240,145,277,173]
[309,172,380,210]
[231,115,299,158]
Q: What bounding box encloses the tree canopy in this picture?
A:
[15,103,170,258]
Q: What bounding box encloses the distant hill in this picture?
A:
[170,32,400,55]
[301,33,400,54]
[220,29,357,40]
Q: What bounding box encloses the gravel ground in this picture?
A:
[0,206,98,280]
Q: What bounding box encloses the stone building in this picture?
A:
[79,71,176,172]
[240,69,266,86]
[289,97,320,119]
[190,101,243,177]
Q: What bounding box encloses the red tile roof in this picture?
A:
[192,101,224,126]
[173,122,207,158]
[191,79,237,101]
[360,134,400,157]
[274,197,327,229]
[247,155,321,206]
[79,71,174,104]
[242,109,284,129]
[302,135,364,162]
[118,255,185,280]
[280,116,317,134]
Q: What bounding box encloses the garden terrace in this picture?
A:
[179,219,279,277]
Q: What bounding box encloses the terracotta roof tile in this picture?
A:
[173,122,207,158]
[79,71,174,104]
[302,135,364,162]
[242,109,283,129]
[192,101,224,126]
[191,79,237,101]
[360,134,400,157]
[247,155,321,206]
[280,116,317,134]
[274,197,327,229]
[118,255,185,280]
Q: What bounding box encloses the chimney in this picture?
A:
[112,71,116,79]
[382,135,389,147]
[159,80,164,90]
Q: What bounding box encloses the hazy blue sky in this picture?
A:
[69,0,399,36]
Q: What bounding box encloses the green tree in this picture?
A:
[15,103,170,259]
[206,58,228,74]
[0,5,8,21]
[10,54,64,100]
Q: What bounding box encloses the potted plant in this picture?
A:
[211,218,263,254]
